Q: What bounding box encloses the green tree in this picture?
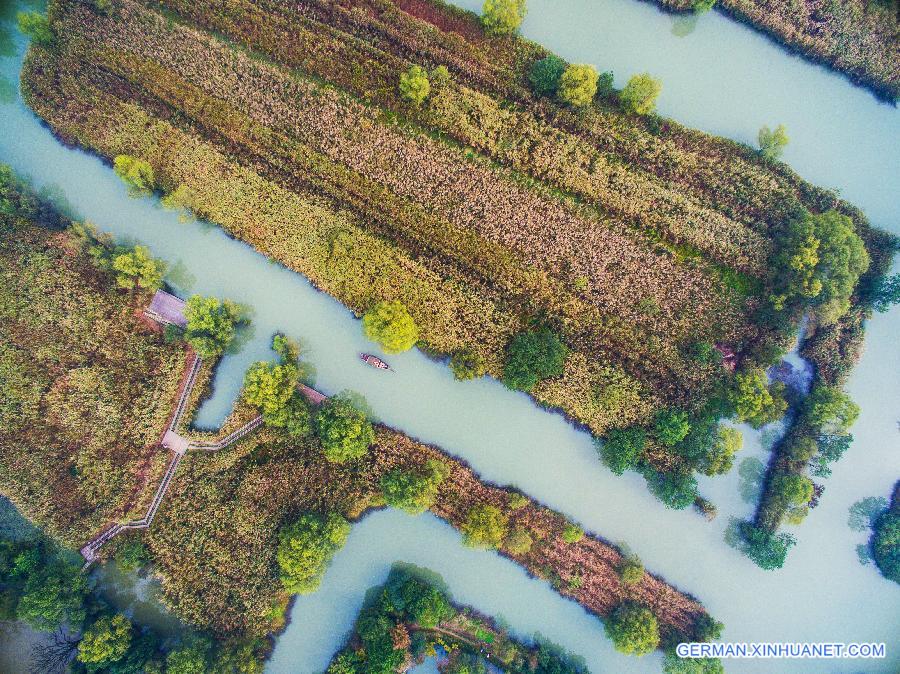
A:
[461,505,508,549]
[264,392,312,438]
[739,521,795,570]
[166,640,210,674]
[113,155,155,197]
[315,394,375,463]
[597,71,615,97]
[398,66,430,107]
[871,509,899,584]
[390,573,454,628]
[528,55,566,97]
[381,460,449,514]
[784,435,818,462]
[594,365,643,420]
[645,469,697,510]
[111,245,164,290]
[770,210,869,324]
[183,295,240,359]
[698,426,743,476]
[772,473,814,507]
[557,64,599,107]
[803,385,859,434]
[243,361,298,417]
[604,603,660,656]
[561,523,584,544]
[869,274,900,312]
[597,427,646,475]
[362,301,419,353]
[17,11,53,46]
[481,0,526,35]
[277,513,351,594]
[757,124,789,160]
[620,74,662,115]
[504,528,533,554]
[447,653,487,674]
[77,614,132,666]
[653,408,690,447]
[16,561,88,631]
[449,347,486,381]
[729,370,787,428]
[502,327,568,392]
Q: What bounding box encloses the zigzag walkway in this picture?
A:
[80,344,265,565]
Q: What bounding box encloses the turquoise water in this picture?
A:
[0,0,898,672]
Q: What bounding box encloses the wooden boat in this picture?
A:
[360,353,393,371]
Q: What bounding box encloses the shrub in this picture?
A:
[481,0,527,35]
[597,427,646,475]
[645,469,697,510]
[694,613,724,642]
[593,365,643,420]
[398,65,430,107]
[729,370,787,428]
[502,327,568,392]
[561,523,584,544]
[604,603,660,656]
[17,12,53,46]
[871,509,899,584]
[315,395,375,463]
[461,505,508,549]
[693,0,717,12]
[115,540,151,571]
[113,155,155,197]
[166,640,210,674]
[757,124,789,160]
[276,512,351,594]
[504,528,533,554]
[380,460,449,514]
[699,426,743,476]
[663,653,724,673]
[362,300,419,353]
[183,295,241,359]
[77,614,132,666]
[653,408,690,447]
[557,64,599,107]
[619,554,644,585]
[449,347,486,381]
[739,521,795,570]
[111,245,165,290]
[769,210,869,325]
[506,492,529,510]
[528,55,566,97]
[869,274,900,312]
[620,74,662,115]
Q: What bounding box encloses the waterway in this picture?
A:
[0,1,897,672]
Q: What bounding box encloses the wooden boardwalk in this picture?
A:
[80,296,330,566]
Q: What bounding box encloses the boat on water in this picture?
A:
[360,353,393,371]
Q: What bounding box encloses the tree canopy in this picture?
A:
[17,11,53,46]
[362,300,419,353]
[645,469,697,510]
[277,512,351,594]
[398,66,430,107]
[502,327,568,392]
[461,505,508,549]
[871,508,899,584]
[528,55,566,97]
[653,408,691,447]
[557,64,599,107]
[112,155,155,197]
[757,124,789,160]
[381,460,449,514]
[481,0,527,35]
[738,521,795,570]
[111,245,165,290]
[604,603,660,656]
[597,427,646,475]
[698,426,743,476]
[729,370,787,428]
[619,74,662,115]
[802,385,859,435]
[77,614,132,666]
[183,295,241,359]
[770,210,869,325]
[314,394,375,463]
[772,473,814,507]
[449,347,486,381]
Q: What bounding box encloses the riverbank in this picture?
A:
[652,0,899,102]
